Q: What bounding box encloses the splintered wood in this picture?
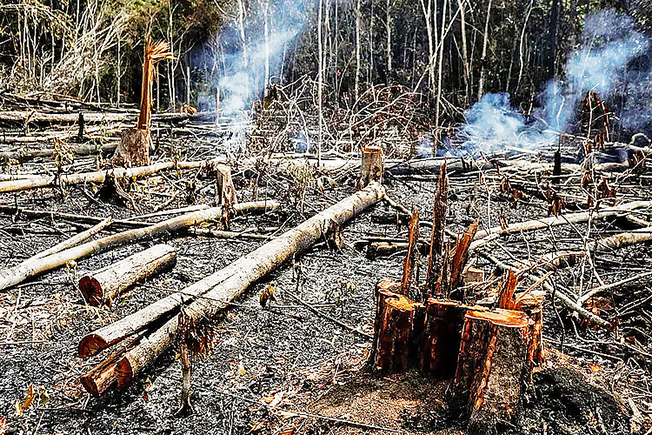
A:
[370,165,543,425]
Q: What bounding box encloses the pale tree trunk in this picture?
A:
[238,0,248,68]
[477,0,492,101]
[369,0,374,84]
[516,0,534,93]
[420,0,436,94]
[264,0,270,87]
[435,0,447,127]
[386,0,392,74]
[456,0,470,105]
[355,0,362,101]
[318,0,323,165]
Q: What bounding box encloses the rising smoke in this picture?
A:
[195,0,307,117]
[461,10,652,154]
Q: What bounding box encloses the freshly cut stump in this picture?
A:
[215,164,237,206]
[372,281,424,372]
[79,244,177,307]
[454,308,535,424]
[517,292,545,364]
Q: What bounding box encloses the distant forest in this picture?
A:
[1,0,651,135]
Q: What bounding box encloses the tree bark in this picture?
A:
[113,183,384,388]
[0,201,278,293]
[360,146,385,187]
[0,161,203,194]
[372,282,425,372]
[454,308,534,424]
[79,244,177,307]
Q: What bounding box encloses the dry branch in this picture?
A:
[80,244,177,306]
[110,183,384,389]
[0,201,278,292]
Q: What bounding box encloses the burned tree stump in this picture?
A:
[420,298,474,377]
[360,145,384,187]
[79,244,177,307]
[372,281,424,372]
[453,308,535,424]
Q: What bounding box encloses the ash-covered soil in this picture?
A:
[0,134,650,434]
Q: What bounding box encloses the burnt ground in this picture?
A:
[0,125,651,435]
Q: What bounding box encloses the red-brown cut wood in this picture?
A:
[79,244,177,306]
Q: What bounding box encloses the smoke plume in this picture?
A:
[461,9,652,154]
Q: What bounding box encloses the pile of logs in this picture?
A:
[370,162,545,427]
[78,182,385,396]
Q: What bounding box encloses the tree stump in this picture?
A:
[453,308,535,424]
[517,292,545,364]
[113,128,151,167]
[420,298,475,377]
[360,146,384,187]
[372,280,424,372]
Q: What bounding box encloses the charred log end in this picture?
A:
[78,334,109,358]
[420,298,471,378]
[454,308,535,425]
[79,276,103,307]
[360,146,385,187]
[115,356,135,389]
[80,363,117,397]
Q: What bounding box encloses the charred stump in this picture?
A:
[372,281,424,372]
[453,308,535,425]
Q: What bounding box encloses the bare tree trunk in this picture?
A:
[355,0,361,101]
[318,0,323,165]
[420,0,436,92]
[238,0,248,68]
[386,0,392,74]
[456,0,470,105]
[477,0,492,101]
[435,0,447,127]
[264,0,270,88]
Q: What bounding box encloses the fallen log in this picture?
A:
[107,183,385,389]
[0,160,203,194]
[0,200,278,292]
[79,244,177,306]
[474,200,652,240]
[28,218,112,261]
[0,110,193,127]
[0,143,117,162]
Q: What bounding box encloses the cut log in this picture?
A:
[79,244,177,307]
[420,298,474,377]
[372,282,424,372]
[454,308,534,424]
[0,110,193,127]
[360,146,384,187]
[112,128,150,167]
[114,183,384,387]
[463,267,484,284]
[0,160,203,194]
[80,332,142,396]
[78,184,383,372]
[0,201,278,293]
